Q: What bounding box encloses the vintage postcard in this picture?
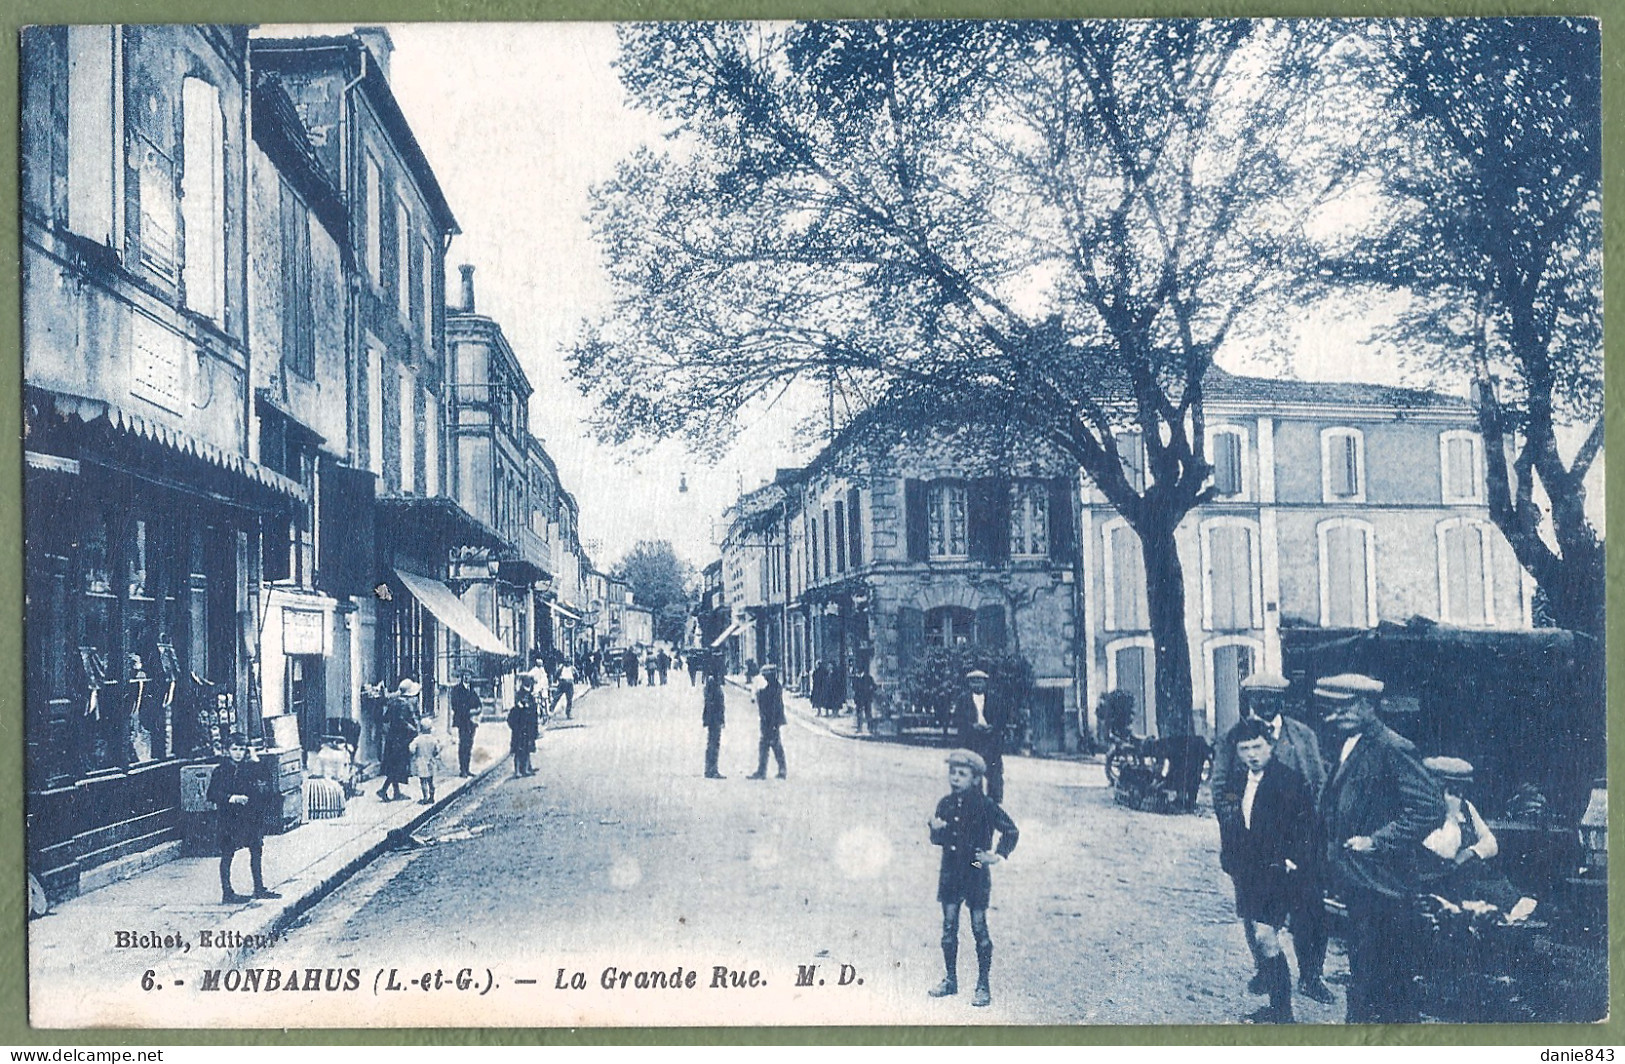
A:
[20,18,1605,1028]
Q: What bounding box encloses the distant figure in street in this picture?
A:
[1216,718,1315,1024]
[1210,672,1332,1006]
[607,652,622,687]
[747,664,787,780]
[656,648,672,685]
[953,670,1010,805]
[554,661,576,720]
[409,719,443,805]
[927,749,1018,1008]
[1317,673,1444,1024]
[449,673,481,778]
[644,649,658,686]
[702,671,727,780]
[623,647,641,687]
[207,732,279,904]
[811,662,832,717]
[688,650,704,686]
[377,679,420,802]
[509,674,540,778]
[852,665,876,733]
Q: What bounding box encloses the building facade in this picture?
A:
[1079,370,1531,740]
[21,25,303,898]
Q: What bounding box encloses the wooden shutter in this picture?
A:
[904,479,928,562]
[318,463,376,599]
[967,477,1008,562]
[1210,525,1253,629]
[897,607,925,670]
[1213,433,1242,495]
[1048,476,1076,559]
[1324,525,1368,628]
[66,26,116,245]
[834,499,847,572]
[261,513,291,584]
[1444,524,1484,624]
[1446,437,1475,499]
[846,487,862,568]
[1110,524,1149,630]
[976,604,1007,650]
[181,76,223,320]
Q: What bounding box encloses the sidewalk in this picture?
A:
[28,719,516,984]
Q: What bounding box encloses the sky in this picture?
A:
[265,22,1600,570]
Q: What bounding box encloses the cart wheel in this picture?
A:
[28,872,49,918]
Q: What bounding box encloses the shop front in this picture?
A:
[23,389,303,902]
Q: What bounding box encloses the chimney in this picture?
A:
[354,26,393,82]
[459,265,476,313]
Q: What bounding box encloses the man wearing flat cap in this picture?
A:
[1317,672,1445,1024]
[1211,672,1333,1005]
[953,669,1011,804]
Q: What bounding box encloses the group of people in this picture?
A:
[613,645,675,687]
[805,661,879,732]
[700,658,789,781]
[1211,670,1533,1024]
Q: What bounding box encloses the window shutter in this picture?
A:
[976,604,1007,650]
[1118,431,1145,493]
[1048,476,1076,559]
[1446,438,1475,499]
[1110,525,1149,630]
[1213,433,1242,495]
[897,606,925,670]
[834,499,847,572]
[181,76,223,320]
[261,513,292,584]
[904,479,928,562]
[847,487,862,568]
[967,478,1007,562]
[318,463,376,598]
[66,26,116,245]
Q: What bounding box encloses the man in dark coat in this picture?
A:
[927,749,1019,1007]
[449,673,481,778]
[1317,673,1445,1024]
[952,670,1010,805]
[701,671,727,779]
[1217,718,1316,1024]
[810,662,831,716]
[623,647,641,687]
[656,648,672,685]
[1211,672,1332,1004]
[852,666,877,734]
[207,732,280,904]
[508,673,539,777]
[747,664,787,780]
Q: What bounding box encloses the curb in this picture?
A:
[212,743,509,971]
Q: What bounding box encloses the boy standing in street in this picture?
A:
[207,732,281,905]
[927,749,1019,1007]
[410,719,443,804]
[1217,718,1315,1024]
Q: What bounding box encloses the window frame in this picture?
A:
[927,481,970,560]
[1316,516,1378,629]
[1439,429,1485,504]
[180,74,225,321]
[1320,426,1367,503]
[1101,517,1148,632]
[65,25,122,249]
[1205,424,1249,500]
[1436,517,1496,626]
[1199,516,1263,632]
[1009,479,1050,558]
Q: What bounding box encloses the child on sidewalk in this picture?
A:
[927,749,1019,1007]
[409,719,443,804]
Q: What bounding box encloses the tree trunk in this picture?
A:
[1139,522,1196,737]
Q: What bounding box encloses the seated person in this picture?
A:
[1420,756,1536,921]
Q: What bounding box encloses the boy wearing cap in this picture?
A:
[1217,718,1315,1023]
[1210,672,1332,1004]
[1317,672,1444,1024]
[927,749,1019,1007]
[206,733,280,904]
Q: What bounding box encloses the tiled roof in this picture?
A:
[1203,367,1468,410]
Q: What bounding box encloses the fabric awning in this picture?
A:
[393,568,517,659]
[710,619,745,648]
[550,601,582,624]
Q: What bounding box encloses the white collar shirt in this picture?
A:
[1242,769,1265,830]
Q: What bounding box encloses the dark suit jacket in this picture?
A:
[1320,722,1445,900]
[1218,761,1314,879]
[755,682,785,731]
[930,788,1019,872]
[953,690,1010,754]
[1212,715,1327,825]
[702,681,726,729]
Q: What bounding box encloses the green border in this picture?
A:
[0,0,1617,1047]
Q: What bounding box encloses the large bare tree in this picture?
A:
[574,20,1377,733]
